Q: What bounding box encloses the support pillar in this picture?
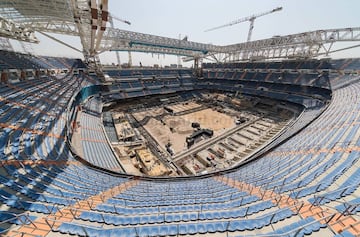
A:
[1,71,8,83]
[35,70,40,79]
[20,70,26,81]
[194,57,202,77]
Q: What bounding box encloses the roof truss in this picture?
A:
[0,1,359,63]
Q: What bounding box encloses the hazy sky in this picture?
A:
[11,0,360,66]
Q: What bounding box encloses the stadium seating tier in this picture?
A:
[0,52,359,236]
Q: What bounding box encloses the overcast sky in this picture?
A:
[11,0,360,66]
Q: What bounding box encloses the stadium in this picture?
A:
[0,0,359,236]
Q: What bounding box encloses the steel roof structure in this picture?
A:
[101,27,360,62]
[0,0,76,36]
[0,0,359,64]
[213,27,360,62]
[100,27,223,57]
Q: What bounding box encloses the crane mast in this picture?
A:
[108,13,131,67]
[205,7,282,42]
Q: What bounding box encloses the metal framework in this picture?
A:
[100,27,360,62]
[99,27,223,57]
[0,0,95,55]
[0,17,38,43]
[0,0,359,66]
[108,13,131,67]
[219,27,360,61]
[0,1,75,35]
[204,7,282,42]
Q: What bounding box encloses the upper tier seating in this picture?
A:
[0,50,86,70]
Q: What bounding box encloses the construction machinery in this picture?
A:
[108,13,131,67]
[109,14,131,26]
[205,7,282,42]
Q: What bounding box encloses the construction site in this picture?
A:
[103,91,295,176]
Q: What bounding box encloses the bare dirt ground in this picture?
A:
[132,107,165,121]
[166,102,201,114]
[140,108,236,154]
[179,108,235,133]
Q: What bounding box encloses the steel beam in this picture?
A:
[100,27,222,55]
[100,27,360,62]
[0,17,38,43]
[0,1,360,64]
[220,27,360,60]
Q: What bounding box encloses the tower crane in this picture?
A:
[109,14,131,26]
[108,13,131,67]
[205,7,282,42]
